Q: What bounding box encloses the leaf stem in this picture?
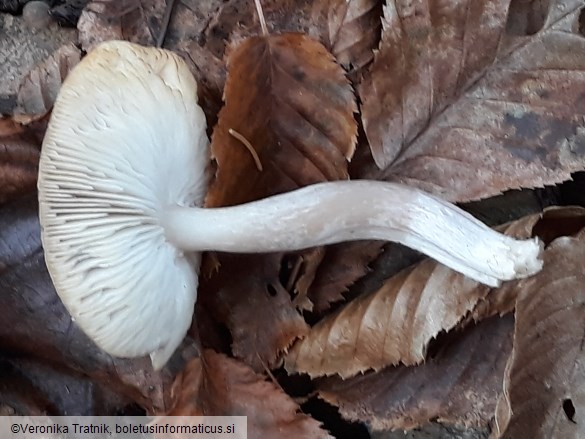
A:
[254,0,269,36]
[163,181,543,287]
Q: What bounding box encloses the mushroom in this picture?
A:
[38,41,543,370]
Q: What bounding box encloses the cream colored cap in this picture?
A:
[38,41,209,369]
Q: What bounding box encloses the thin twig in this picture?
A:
[253,0,268,36]
[229,128,263,172]
[256,353,281,390]
[157,0,177,47]
[285,256,303,292]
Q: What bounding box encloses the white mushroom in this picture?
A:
[38,40,543,370]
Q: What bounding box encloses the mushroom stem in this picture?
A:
[163,180,542,287]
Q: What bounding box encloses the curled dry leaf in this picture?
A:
[0,197,174,413]
[361,0,585,202]
[314,0,383,78]
[307,240,385,313]
[0,118,39,204]
[199,32,357,371]
[77,0,165,50]
[287,247,326,311]
[198,253,312,371]
[318,315,514,432]
[494,229,585,438]
[14,43,81,122]
[168,350,332,438]
[286,241,385,314]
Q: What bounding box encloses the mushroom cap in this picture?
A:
[38,41,209,369]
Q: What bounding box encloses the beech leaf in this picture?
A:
[168,350,332,438]
[206,32,357,207]
[318,315,514,432]
[361,0,585,202]
[286,260,490,378]
[168,0,382,132]
[493,229,585,438]
[317,0,383,77]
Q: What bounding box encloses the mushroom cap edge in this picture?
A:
[38,40,209,369]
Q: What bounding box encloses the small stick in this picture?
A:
[256,352,282,390]
[157,0,177,47]
[285,256,303,292]
[229,128,263,172]
[253,0,268,36]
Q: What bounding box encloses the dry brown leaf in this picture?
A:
[0,118,23,136]
[307,241,385,312]
[318,315,514,432]
[361,0,510,170]
[206,33,356,206]
[314,0,383,78]
[284,241,384,314]
[138,0,277,127]
[168,350,332,438]
[14,43,81,122]
[286,261,490,378]
[506,0,549,36]
[0,119,40,204]
[77,0,165,50]
[199,32,357,371]
[361,0,585,202]
[493,229,585,438]
[285,247,326,311]
[198,253,311,371]
[0,196,175,413]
